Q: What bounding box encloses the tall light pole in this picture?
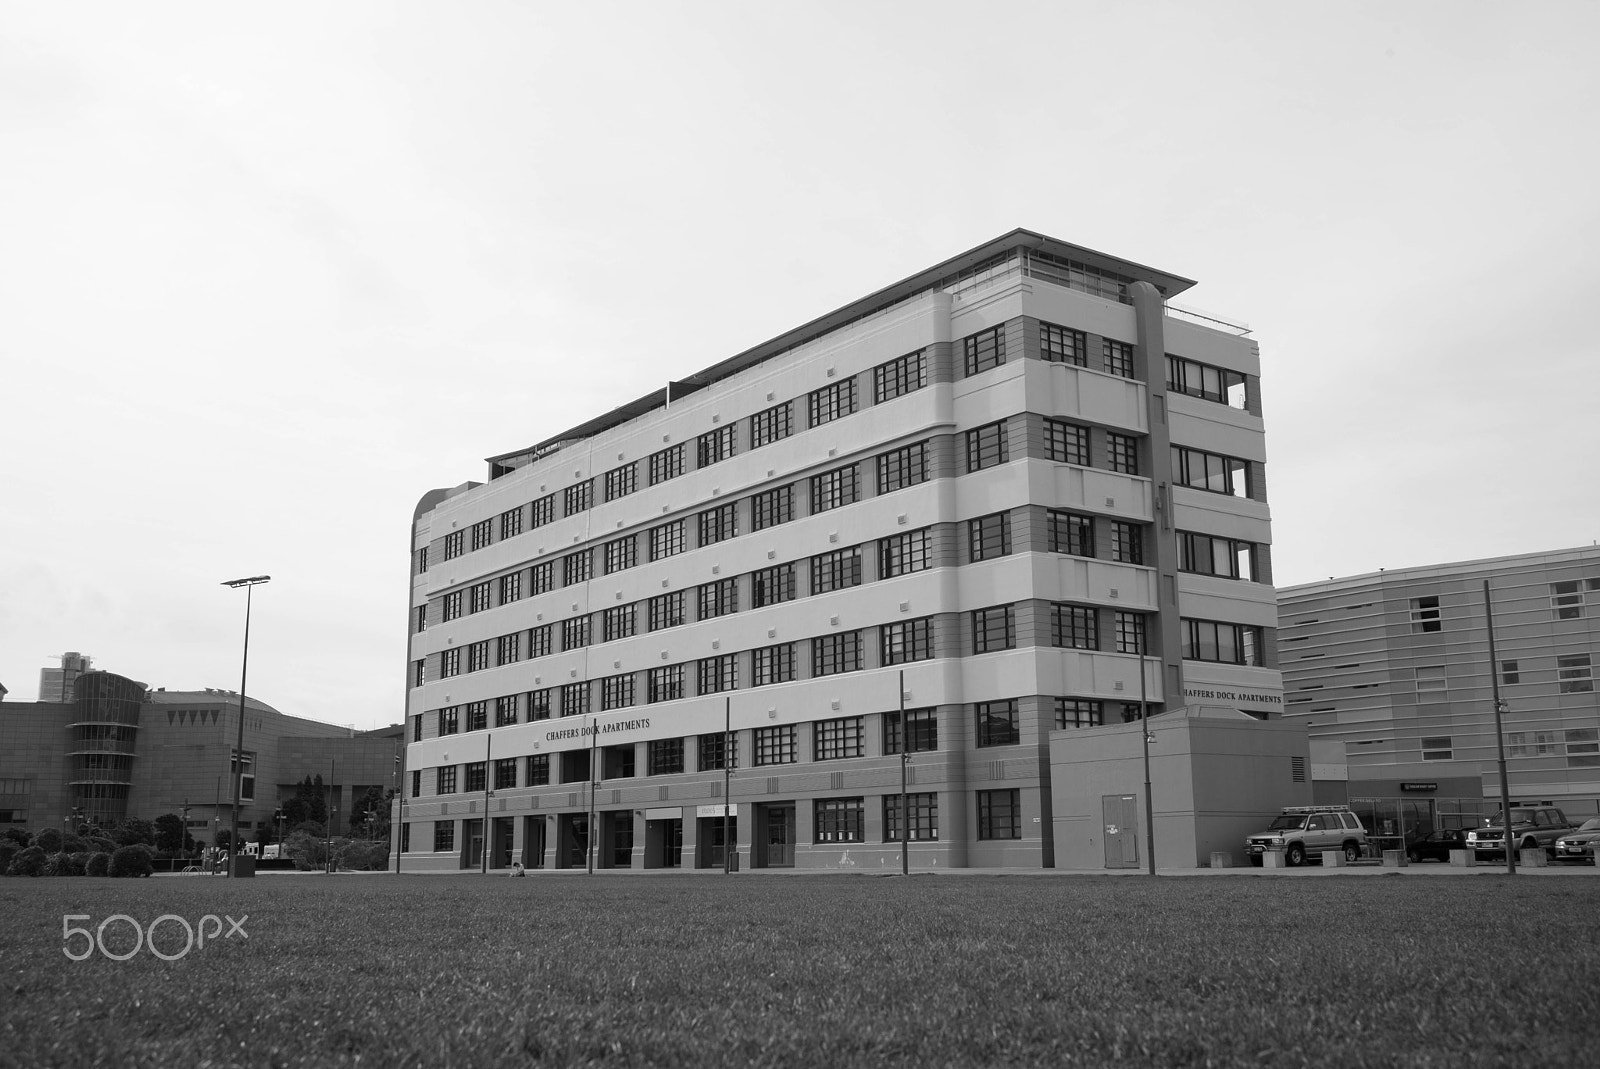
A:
[222,575,270,878]
[1484,580,1516,876]
[1140,653,1155,877]
[899,670,909,877]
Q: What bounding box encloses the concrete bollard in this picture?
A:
[1382,849,1408,868]
[1261,848,1287,869]
[1519,848,1549,868]
[1209,851,1232,869]
[1321,850,1346,868]
[1450,850,1477,867]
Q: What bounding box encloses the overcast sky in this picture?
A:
[3,2,1596,729]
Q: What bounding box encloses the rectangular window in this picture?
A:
[874,350,927,403]
[1106,433,1139,475]
[559,682,589,718]
[499,571,522,604]
[563,549,592,586]
[808,378,857,427]
[495,758,517,791]
[881,617,934,666]
[648,444,684,485]
[963,325,1006,376]
[814,717,864,760]
[416,547,428,575]
[754,725,797,766]
[752,643,796,686]
[415,605,427,634]
[649,520,686,561]
[749,402,793,448]
[698,732,738,771]
[1040,322,1087,366]
[813,797,864,843]
[1558,654,1594,693]
[497,633,521,665]
[1178,532,1258,581]
[1045,420,1090,466]
[976,699,1020,747]
[600,673,635,710]
[471,519,493,552]
[1180,618,1263,666]
[602,604,636,643]
[469,582,492,614]
[442,530,464,561]
[1048,511,1095,557]
[884,707,938,754]
[434,820,455,851]
[969,512,1012,562]
[647,665,684,704]
[1420,736,1453,761]
[977,789,1021,840]
[966,420,1009,473]
[697,578,739,621]
[810,546,862,595]
[1167,355,1247,407]
[528,689,552,721]
[1551,580,1591,620]
[439,648,461,678]
[603,463,637,501]
[1116,612,1148,655]
[413,714,424,743]
[647,737,684,776]
[1055,698,1104,728]
[438,706,459,736]
[972,605,1016,653]
[530,561,555,595]
[495,695,519,727]
[1109,522,1143,565]
[465,701,488,732]
[411,768,421,796]
[463,762,486,793]
[1501,660,1521,685]
[442,591,462,622]
[809,464,859,513]
[751,562,797,608]
[879,529,931,578]
[499,507,524,541]
[564,480,593,515]
[526,754,550,786]
[648,591,686,631]
[1171,446,1250,497]
[437,766,458,795]
[698,503,739,546]
[812,630,863,676]
[697,424,737,467]
[696,654,739,695]
[1102,339,1133,378]
[750,485,794,530]
[1051,605,1099,650]
[884,792,938,842]
[603,536,637,574]
[1565,728,1600,757]
[528,624,553,659]
[876,441,929,494]
[1410,596,1442,634]
[561,616,590,651]
[530,495,555,529]
[413,660,425,688]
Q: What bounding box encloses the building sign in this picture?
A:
[542,718,651,743]
[1182,687,1282,707]
[696,804,733,818]
[1399,782,1438,793]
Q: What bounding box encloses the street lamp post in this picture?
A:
[1140,653,1155,877]
[222,575,270,878]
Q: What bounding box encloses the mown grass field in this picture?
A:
[2,872,1597,1068]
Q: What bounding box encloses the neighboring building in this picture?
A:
[402,228,1283,872]
[0,668,402,844]
[39,651,93,703]
[1279,546,1600,833]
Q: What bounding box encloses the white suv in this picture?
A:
[1245,806,1367,866]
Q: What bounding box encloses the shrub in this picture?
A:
[61,833,86,854]
[2,828,29,848]
[64,852,90,876]
[340,841,391,871]
[83,835,117,855]
[86,852,111,877]
[32,828,64,854]
[0,842,16,873]
[6,846,47,877]
[42,852,69,877]
[108,844,154,878]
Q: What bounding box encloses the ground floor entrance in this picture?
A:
[755,803,794,868]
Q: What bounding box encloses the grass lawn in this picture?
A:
[2,872,1598,1068]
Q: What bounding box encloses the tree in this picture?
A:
[153,814,187,854]
[108,845,153,878]
[110,819,156,847]
[285,776,328,826]
[348,787,392,840]
[214,829,236,851]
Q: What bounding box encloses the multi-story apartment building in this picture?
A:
[401,229,1278,872]
[1280,546,1600,822]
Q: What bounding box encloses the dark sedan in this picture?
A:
[1405,828,1468,863]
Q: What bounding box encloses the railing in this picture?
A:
[1165,302,1252,336]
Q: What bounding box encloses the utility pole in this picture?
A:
[1485,581,1515,876]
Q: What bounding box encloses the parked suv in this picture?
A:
[1245,806,1367,866]
[1464,806,1573,860]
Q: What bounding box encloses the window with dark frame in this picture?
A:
[648,444,684,485]
[811,546,862,594]
[438,706,459,736]
[749,402,793,448]
[808,378,857,427]
[814,717,864,760]
[814,797,864,843]
[1109,522,1143,565]
[471,519,492,552]
[1171,446,1249,497]
[526,754,550,786]
[528,689,552,721]
[604,536,637,574]
[415,605,427,634]
[437,766,458,794]
[442,530,464,560]
[809,464,859,513]
[975,699,1020,747]
[698,732,738,771]
[751,561,797,607]
[464,762,486,793]
[1045,420,1090,466]
[697,578,739,621]
[963,325,1006,376]
[416,547,429,574]
[528,624,553,658]
[879,528,931,578]
[1116,612,1148,655]
[873,350,926,403]
[1106,433,1139,475]
[696,654,739,694]
[750,485,794,530]
[881,617,934,665]
[698,503,738,546]
[600,673,635,710]
[1103,339,1133,378]
[495,694,519,726]
[500,507,524,540]
[965,421,1008,472]
[1051,605,1099,650]
[413,714,424,742]
[754,724,797,766]
[648,737,685,776]
[495,757,517,791]
[977,788,1021,839]
[497,633,521,665]
[884,707,938,753]
[530,495,555,528]
[564,480,593,515]
[1167,354,1247,407]
[439,648,461,678]
[500,571,522,604]
[697,424,737,467]
[561,616,590,651]
[563,549,592,585]
[1410,596,1442,634]
[560,682,589,717]
[434,820,455,850]
[972,605,1016,654]
[1178,531,1258,580]
[969,512,1011,562]
[752,643,796,686]
[884,792,938,841]
[1040,322,1087,366]
[470,582,491,614]
[648,590,686,631]
[812,631,863,676]
[442,591,462,622]
[603,463,637,501]
[647,664,684,703]
[649,520,686,561]
[876,441,928,494]
[1180,618,1263,666]
[530,561,554,594]
[602,604,636,642]
[411,768,421,796]
[1048,511,1094,557]
[1055,698,1104,728]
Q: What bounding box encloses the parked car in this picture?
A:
[1244,806,1367,866]
[1463,806,1573,860]
[1553,818,1600,864]
[1404,827,1467,863]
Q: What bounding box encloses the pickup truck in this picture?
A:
[1464,806,1573,860]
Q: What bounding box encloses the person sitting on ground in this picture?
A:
[509,862,526,877]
